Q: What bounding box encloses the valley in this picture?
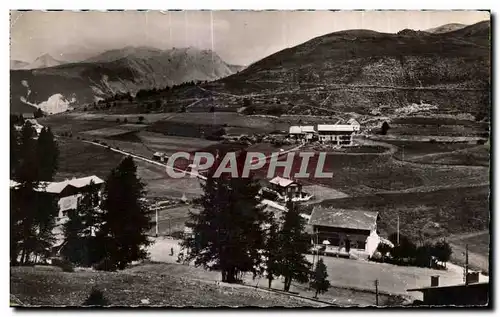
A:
[11,12,491,307]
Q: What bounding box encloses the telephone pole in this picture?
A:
[464,244,469,285]
[397,214,400,245]
[155,208,159,237]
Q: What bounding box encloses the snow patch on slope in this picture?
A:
[37,94,75,114]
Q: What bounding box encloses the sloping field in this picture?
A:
[156,112,289,133]
[11,265,320,307]
[447,231,490,273]
[410,144,490,166]
[138,131,219,155]
[319,185,490,243]
[55,138,125,181]
[38,117,120,135]
[253,151,489,196]
[134,160,203,199]
[384,140,478,161]
[81,127,136,138]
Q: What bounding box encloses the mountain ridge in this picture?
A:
[10,47,244,114]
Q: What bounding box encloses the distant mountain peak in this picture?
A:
[25,53,63,69]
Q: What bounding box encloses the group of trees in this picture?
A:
[61,157,153,270]
[10,120,60,265]
[11,117,152,269]
[181,152,330,296]
[375,233,452,269]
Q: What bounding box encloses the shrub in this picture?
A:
[376,242,392,259]
[116,118,120,123]
[432,240,452,266]
[124,118,128,123]
[83,288,109,306]
[93,257,118,272]
[51,257,75,272]
[380,122,390,135]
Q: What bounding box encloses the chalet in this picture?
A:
[308,206,380,259]
[317,124,357,146]
[261,176,313,203]
[408,275,489,306]
[288,126,316,141]
[347,118,361,131]
[10,175,104,221]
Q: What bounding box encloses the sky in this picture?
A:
[10,10,490,66]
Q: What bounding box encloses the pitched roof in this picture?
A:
[347,118,360,125]
[317,124,357,132]
[309,206,378,231]
[289,126,316,134]
[269,176,296,187]
[38,176,104,194]
[301,126,316,133]
[68,175,104,188]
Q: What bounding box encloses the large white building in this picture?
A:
[317,124,358,146]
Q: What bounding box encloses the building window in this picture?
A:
[357,240,366,250]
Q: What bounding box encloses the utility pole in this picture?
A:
[464,244,469,285]
[312,229,316,270]
[374,279,379,306]
[155,208,159,237]
[397,214,400,245]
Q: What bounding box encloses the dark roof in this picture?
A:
[407,282,489,292]
[308,206,378,231]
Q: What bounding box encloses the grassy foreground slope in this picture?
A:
[11,265,322,307]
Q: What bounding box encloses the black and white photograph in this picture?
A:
[8,9,491,308]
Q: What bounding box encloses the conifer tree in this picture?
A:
[11,122,59,264]
[62,182,101,266]
[37,127,59,181]
[182,151,269,283]
[310,258,330,298]
[264,216,281,289]
[99,156,152,269]
[278,200,311,292]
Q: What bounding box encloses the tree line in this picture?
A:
[375,233,452,269]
